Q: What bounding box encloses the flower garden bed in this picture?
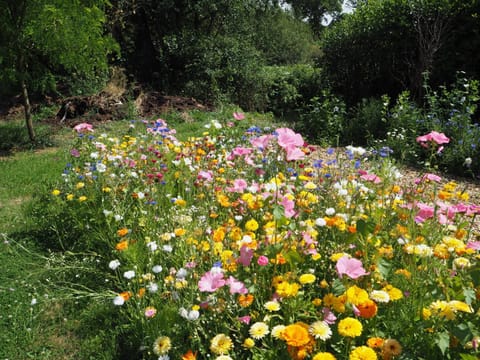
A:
[47,114,480,359]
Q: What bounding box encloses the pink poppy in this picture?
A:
[198,270,226,292]
[233,112,245,120]
[237,246,253,266]
[286,146,305,161]
[280,196,296,218]
[73,123,94,133]
[276,128,304,149]
[250,135,274,149]
[226,276,248,294]
[416,131,450,146]
[336,255,369,279]
[198,170,214,182]
[227,178,248,193]
[415,202,435,223]
[415,173,442,184]
[360,173,382,184]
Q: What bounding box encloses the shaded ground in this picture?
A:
[0,89,210,128]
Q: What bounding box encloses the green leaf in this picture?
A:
[356,219,376,236]
[331,278,346,296]
[376,258,392,278]
[435,331,450,355]
[284,250,303,265]
[463,287,476,305]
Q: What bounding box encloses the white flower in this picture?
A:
[113,296,125,306]
[152,265,163,273]
[162,245,173,252]
[315,217,326,227]
[123,270,135,279]
[309,321,332,340]
[96,163,107,172]
[370,290,390,303]
[325,207,336,216]
[109,259,121,270]
[147,283,159,293]
[30,298,37,306]
[464,157,472,167]
[147,242,158,252]
[114,214,123,222]
[90,152,99,159]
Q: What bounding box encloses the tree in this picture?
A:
[0,0,117,142]
[284,0,343,35]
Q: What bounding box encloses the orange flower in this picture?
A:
[116,240,129,251]
[282,323,311,347]
[367,337,384,348]
[238,294,254,307]
[119,291,132,301]
[357,299,378,319]
[137,288,146,298]
[117,228,129,237]
[182,350,197,360]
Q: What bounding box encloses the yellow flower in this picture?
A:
[264,301,281,312]
[312,298,322,307]
[276,282,300,298]
[210,334,233,355]
[422,307,432,319]
[312,352,337,360]
[299,273,316,285]
[51,189,61,196]
[345,285,369,306]
[66,194,74,201]
[382,285,403,301]
[174,228,186,236]
[338,317,363,338]
[349,345,377,360]
[245,219,259,232]
[243,338,255,349]
[153,336,171,355]
[75,182,85,189]
[78,196,87,202]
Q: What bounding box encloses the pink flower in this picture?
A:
[250,135,274,149]
[285,146,305,161]
[415,202,435,223]
[144,307,157,318]
[226,276,248,294]
[257,255,269,266]
[227,178,248,193]
[238,315,251,324]
[233,112,245,120]
[73,123,94,133]
[415,173,442,184]
[198,270,226,292]
[198,170,214,182]
[466,241,480,250]
[322,307,337,324]
[416,131,450,146]
[336,255,369,279]
[281,195,296,218]
[276,128,304,149]
[237,246,254,266]
[360,173,382,184]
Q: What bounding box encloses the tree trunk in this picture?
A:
[21,76,35,142]
[18,53,35,142]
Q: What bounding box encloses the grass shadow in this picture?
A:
[0,120,56,155]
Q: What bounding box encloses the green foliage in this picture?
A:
[320,0,480,105]
[259,64,323,115]
[342,96,389,145]
[0,0,118,97]
[372,75,480,177]
[295,89,347,145]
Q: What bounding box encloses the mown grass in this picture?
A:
[0,106,275,359]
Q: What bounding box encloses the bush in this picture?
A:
[372,75,480,177]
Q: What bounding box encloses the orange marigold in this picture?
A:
[357,299,378,319]
[283,323,311,347]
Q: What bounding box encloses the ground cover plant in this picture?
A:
[29,113,480,359]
